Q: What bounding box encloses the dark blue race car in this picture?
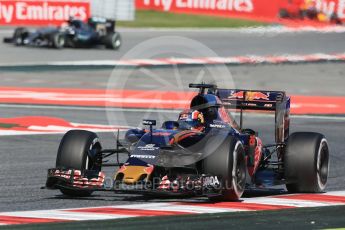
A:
[3,17,121,50]
[45,83,330,201]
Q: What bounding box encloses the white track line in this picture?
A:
[1,52,345,68]
[323,191,345,196]
[0,210,132,221]
[110,203,244,213]
[2,193,345,217]
[242,197,343,207]
[1,191,345,225]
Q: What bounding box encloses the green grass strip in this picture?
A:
[118,10,267,28]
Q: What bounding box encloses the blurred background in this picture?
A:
[0,0,343,27]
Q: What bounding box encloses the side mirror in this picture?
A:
[142,120,156,143]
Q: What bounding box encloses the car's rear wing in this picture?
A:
[216,89,291,144]
[189,84,290,143]
[216,89,286,111]
[88,17,116,33]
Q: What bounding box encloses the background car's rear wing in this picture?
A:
[216,89,291,144]
[88,17,116,33]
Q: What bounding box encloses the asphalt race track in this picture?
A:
[1,28,345,63]
[0,104,345,212]
[1,63,345,96]
[0,28,344,227]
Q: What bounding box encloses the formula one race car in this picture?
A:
[3,17,121,50]
[45,83,330,201]
[278,0,342,24]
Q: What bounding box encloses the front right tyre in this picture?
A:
[56,130,102,197]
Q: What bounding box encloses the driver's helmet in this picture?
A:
[67,16,74,24]
[178,110,205,131]
[67,16,82,29]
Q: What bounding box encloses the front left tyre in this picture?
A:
[50,32,65,49]
[202,136,246,201]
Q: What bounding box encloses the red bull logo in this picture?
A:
[229,91,270,101]
[179,113,189,120]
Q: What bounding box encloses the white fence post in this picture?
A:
[90,0,135,21]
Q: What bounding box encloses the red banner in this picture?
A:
[136,0,279,22]
[136,0,345,23]
[0,0,90,26]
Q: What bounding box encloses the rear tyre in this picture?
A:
[51,33,65,49]
[104,32,121,50]
[202,136,246,201]
[13,27,28,46]
[56,130,102,196]
[284,132,329,193]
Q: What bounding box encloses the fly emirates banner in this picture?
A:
[0,0,90,26]
[136,0,345,22]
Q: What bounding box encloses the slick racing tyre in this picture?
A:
[284,132,329,193]
[56,130,102,196]
[13,27,28,46]
[202,136,246,201]
[50,33,65,49]
[104,32,121,50]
